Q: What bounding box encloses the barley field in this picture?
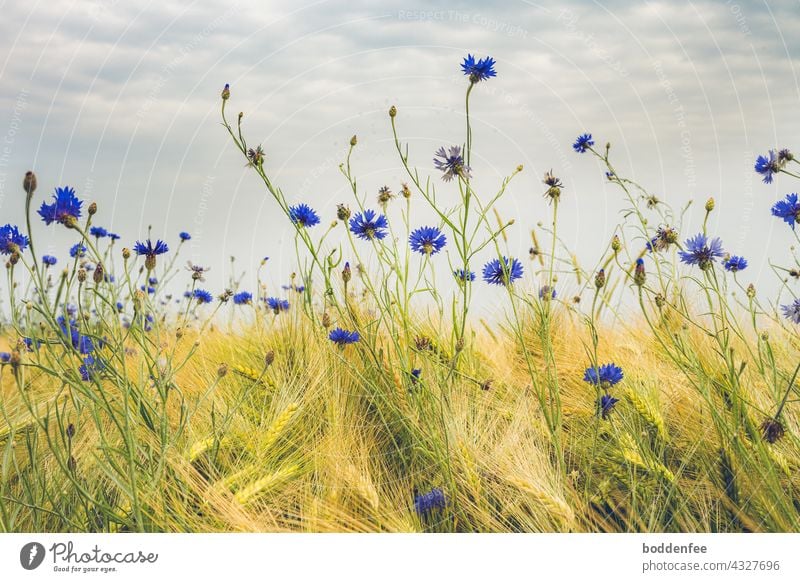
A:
[1,55,799,533]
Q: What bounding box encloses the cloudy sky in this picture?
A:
[1,0,798,308]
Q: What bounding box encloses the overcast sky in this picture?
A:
[1,0,799,310]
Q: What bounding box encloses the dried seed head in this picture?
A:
[350,135,357,146]
[217,363,229,378]
[704,197,715,212]
[122,247,131,260]
[77,268,87,283]
[336,204,351,221]
[264,350,275,367]
[93,262,104,284]
[389,105,397,118]
[88,202,97,215]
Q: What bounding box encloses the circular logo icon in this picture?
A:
[20,542,46,570]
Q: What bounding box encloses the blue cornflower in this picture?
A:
[583,363,624,387]
[134,239,169,270]
[461,54,497,83]
[42,255,58,266]
[781,298,800,324]
[573,133,595,153]
[771,193,800,229]
[79,356,103,381]
[179,231,191,241]
[233,291,253,305]
[38,186,83,226]
[0,224,29,255]
[349,209,389,241]
[482,257,523,286]
[193,289,213,304]
[723,255,748,272]
[89,226,108,238]
[539,285,556,300]
[108,233,120,241]
[409,226,446,255]
[453,269,476,283]
[678,233,724,270]
[266,297,290,313]
[755,150,780,184]
[70,243,87,258]
[148,277,158,286]
[116,302,124,312]
[433,146,471,182]
[133,239,169,257]
[598,394,620,420]
[328,327,360,347]
[411,368,421,384]
[0,352,10,364]
[140,285,156,295]
[289,203,320,228]
[414,487,446,517]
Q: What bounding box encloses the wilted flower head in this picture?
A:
[433,146,471,182]
[246,145,265,167]
[678,233,724,270]
[0,224,29,255]
[377,186,393,206]
[461,54,497,83]
[482,257,523,286]
[38,186,83,227]
[781,298,800,324]
[573,133,594,153]
[646,226,679,252]
[543,170,563,202]
[349,209,389,241]
[771,193,800,229]
[409,226,446,255]
[583,363,624,387]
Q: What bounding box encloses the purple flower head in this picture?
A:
[409,226,446,255]
[434,146,471,182]
[349,209,389,241]
[678,233,724,270]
